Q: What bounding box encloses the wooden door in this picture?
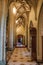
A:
[30,27,37,60]
[32,36,36,60]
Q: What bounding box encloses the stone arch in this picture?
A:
[16,12,27,28]
[37,0,43,20]
[38,3,43,60]
[9,1,28,25]
[29,7,36,28]
[38,3,43,25]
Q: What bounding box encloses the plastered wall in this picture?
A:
[37,0,43,60]
[38,4,43,60]
[28,0,43,60]
[28,7,37,49]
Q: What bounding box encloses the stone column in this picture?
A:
[25,24,27,46]
[13,19,16,46]
[25,12,29,47]
[0,0,3,61]
[9,6,16,49]
[9,13,14,50]
[0,0,8,62]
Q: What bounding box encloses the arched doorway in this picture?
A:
[38,4,43,61]
[30,27,37,60]
[16,35,25,47]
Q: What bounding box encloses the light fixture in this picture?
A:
[13,7,17,14]
[16,20,18,23]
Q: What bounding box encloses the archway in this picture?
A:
[16,34,25,47]
[29,21,37,60]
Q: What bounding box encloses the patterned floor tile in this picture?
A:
[8,48,38,65]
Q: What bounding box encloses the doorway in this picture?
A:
[16,35,25,47]
[30,27,37,60]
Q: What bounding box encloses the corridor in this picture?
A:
[0,0,43,65]
[8,47,37,65]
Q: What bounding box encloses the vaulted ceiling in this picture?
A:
[8,0,39,8]
[16,16,25,27]
[8,0,39,27]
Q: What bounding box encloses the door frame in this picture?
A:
[30,27,37,61]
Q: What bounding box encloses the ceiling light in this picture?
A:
[13,7,17,14]
[16,20,18,23]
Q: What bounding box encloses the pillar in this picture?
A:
[25,12,29,47]
[0,0,8,62]
[9,13,14,50]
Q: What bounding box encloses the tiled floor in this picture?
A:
[6,51,12,62]
[8,48,38,65]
